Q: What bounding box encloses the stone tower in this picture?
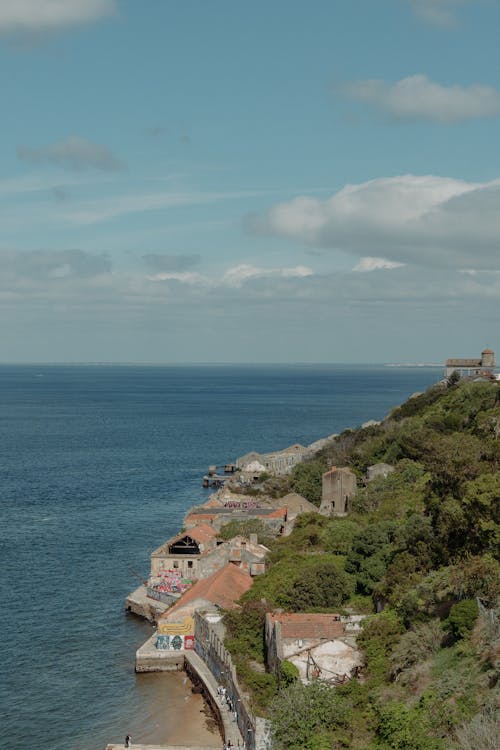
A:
[481,349,495,369]
[319,466,357,516]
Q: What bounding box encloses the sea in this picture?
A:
[0,364,441,750]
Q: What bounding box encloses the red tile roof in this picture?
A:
[269,612,345,640]
[266,507,287,519]
[160,563,253,619]
[167,523,217,547]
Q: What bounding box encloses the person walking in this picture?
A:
[125,733,131,748]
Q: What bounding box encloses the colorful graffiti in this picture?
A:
[156,634,194,651]
[156,615,195,651]
[149,570,193,595]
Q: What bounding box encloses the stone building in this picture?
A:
[265,612,362,685]
[237,443,308,476]
[150,532,268,581]
[150,523,218,578]
[319,466,357,516]
[444,348,495,378]
[155,564,253,652]
[366,463,395,482]
[184,504,287,533]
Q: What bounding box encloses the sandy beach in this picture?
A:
[121,671,221,748]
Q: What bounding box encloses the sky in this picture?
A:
[1,0,499,363]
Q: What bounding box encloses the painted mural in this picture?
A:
[149,570,193,595]
[156,634,194,650]
[156,615,195,650]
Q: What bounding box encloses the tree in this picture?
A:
[446,599,479,641]
[277,561,354,610]
[290,460,326,506]
[269,680,351,750]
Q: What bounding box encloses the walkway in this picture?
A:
[185,651,244,749]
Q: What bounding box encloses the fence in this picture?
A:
[194,611,271,750]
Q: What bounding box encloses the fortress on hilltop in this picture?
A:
[444,348,495,379]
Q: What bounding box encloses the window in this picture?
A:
[187,560,193,569]
[173,561,179,569]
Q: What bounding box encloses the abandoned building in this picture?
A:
[150,532,268,582]
[184,503,288,533]
[237,443,308,476]
[149,523,218,578]
[366,463,395,482]
[265,612,363,685]
[444,348,495,378]
[319,466,357,516]
[155,563,253,652]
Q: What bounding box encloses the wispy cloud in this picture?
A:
[251,174,500,270]
[0,0,117,36]
[147,263,314,289]
[407,0,472,27]
[18,136,126,172]
[353,257,405,272]
[339,74,500,123]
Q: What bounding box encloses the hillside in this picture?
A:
[222,379,499,750]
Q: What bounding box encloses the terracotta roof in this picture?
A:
[266,507,287,519]
[169,523,217,546]
[269,612,345,640]
[446,358,482,367]
[160,564,253,619]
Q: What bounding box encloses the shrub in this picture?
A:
[280,659,299,686]
[269,680,351,750]
[446,599,479,641]
[289,460,326,506]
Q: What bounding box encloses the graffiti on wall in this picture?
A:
[156,634,194,651]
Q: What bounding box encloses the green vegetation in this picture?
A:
[222,380,500,747]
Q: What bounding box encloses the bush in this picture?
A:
[289,460,326,506]
[269,680,351,750]
[446,599,479,641]
[280,659,299,686]
[390,620,443,680]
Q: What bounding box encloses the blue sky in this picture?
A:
[1,0,499,363]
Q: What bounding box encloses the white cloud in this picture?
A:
[147,271,209,286]
[221,264,313,288]
[18,136,126,172]
[253,173,500,270]
[353,257,405,272]
[0,0,116,35]
[407,0,471,27]
[148,264,314,289]
[340,74,500,123]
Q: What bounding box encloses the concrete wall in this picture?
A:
[320,467,357,516]
[194,611,272,750]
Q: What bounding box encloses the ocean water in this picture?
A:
[0,364,441,750]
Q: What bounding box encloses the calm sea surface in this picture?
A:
[0,364,441,750]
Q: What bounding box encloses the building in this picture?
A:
[155,563,253,651]
[150,523,218,578]
[366,463,395,482]
[319,467,357,516]
[150,532,268,582]
[237,443,308,476]
[184,503,287,533]
[265,612,363,685]
[444,349,495,378]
